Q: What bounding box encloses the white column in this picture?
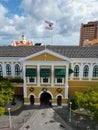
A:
[11,63,15,77]
[89,63,93,80]
[2,62,6,77]
[37,65,40,87]
[23,65,27,98]
[51,65,54,87]
[65,64,69,99]
[79,63,83,80]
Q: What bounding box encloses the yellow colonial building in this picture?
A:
[0,45,98,106]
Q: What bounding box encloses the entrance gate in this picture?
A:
[40,92,52,106]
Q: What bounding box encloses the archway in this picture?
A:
[40,92,52,106]
[30,95,34,105]
[57,95,62,106]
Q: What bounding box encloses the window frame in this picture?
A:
[93,65,98,77]
[15,64,20,76]
[6,64,11,76]
[55,77,64,84]
[28,76,36,84]
[0,64,3,76]
[83,65,89,77]
[41,77,50,84]
[74,65,79,77]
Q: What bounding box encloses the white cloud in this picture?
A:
[0,0,98,45]
[0,4,8,16]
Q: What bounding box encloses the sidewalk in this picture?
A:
[4,96,23,112]
[19,108,73,130]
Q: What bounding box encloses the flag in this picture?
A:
[45,20,54,30]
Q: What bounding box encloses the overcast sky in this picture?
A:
[0,0,98,46]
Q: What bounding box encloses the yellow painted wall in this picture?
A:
[27,87,65,97]
[68,80,98,96]
[25,87,68,104]
[27,53,65,61]
[69,80,98,87]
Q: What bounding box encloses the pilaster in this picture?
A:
[89,63,93,80]
[51,65,54,87]
[2,62,6,77]
[23,64,27,98]
[79,63,83,80]
[65,64,69,99]
[37,65,40,87]
[11,62,15,77]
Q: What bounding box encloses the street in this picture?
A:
[19,108,73,130]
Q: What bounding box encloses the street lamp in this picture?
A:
[69,101,72,122]
[8,108,12,128]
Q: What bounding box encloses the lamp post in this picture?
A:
[8,108,12,129]
[69,101,72,122]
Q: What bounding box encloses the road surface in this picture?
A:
[19,108,73,130]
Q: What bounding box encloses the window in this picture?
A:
[40,68,50,84]
[29,77,35,83]
[15,64,20,76]
[93,65,98,77]
[56,77,64,84]
[26,68,36,77]
[43,77,48,83]
[83,65,89,77]
[74,65,79,77]
[0,64,2,76]
[6,64,11,76]
[57,77,62,83]
[55,68,65,84]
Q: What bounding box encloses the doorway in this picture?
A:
[57,95,62,106]
[40,92,52,106]
[30,95,34,105]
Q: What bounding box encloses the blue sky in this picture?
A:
[0,0,98,46]
[0,0,22,16]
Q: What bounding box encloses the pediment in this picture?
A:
[19,49,71,62]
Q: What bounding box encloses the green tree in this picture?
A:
[0,80,15,115]
[70,86,98,121]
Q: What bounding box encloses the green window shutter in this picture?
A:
[40,68,50,77]
[26,68,36,77]
[55,69,65,77]
[69,68,74,74]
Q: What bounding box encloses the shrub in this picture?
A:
[0,107,5,116]
[69,95,79,110]
[10,77,23,83]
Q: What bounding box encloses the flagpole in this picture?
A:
[51,34,53,45]
[45,42,46,51]
[44,43,47,61]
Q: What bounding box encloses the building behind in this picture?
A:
[12,35,34,46]
[80,21,98,46]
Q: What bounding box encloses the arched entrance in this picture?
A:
[57,95,62,106]
[30,95,34,105]
[40,92,52,106]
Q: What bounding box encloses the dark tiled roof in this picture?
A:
[0,45,98,58]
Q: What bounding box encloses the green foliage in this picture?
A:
[69,95,78,110]
[0,76,23,83]
[0,80,15,115]
[70,86,98,121]
[0,107,5,115]
[10,77,23,83]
